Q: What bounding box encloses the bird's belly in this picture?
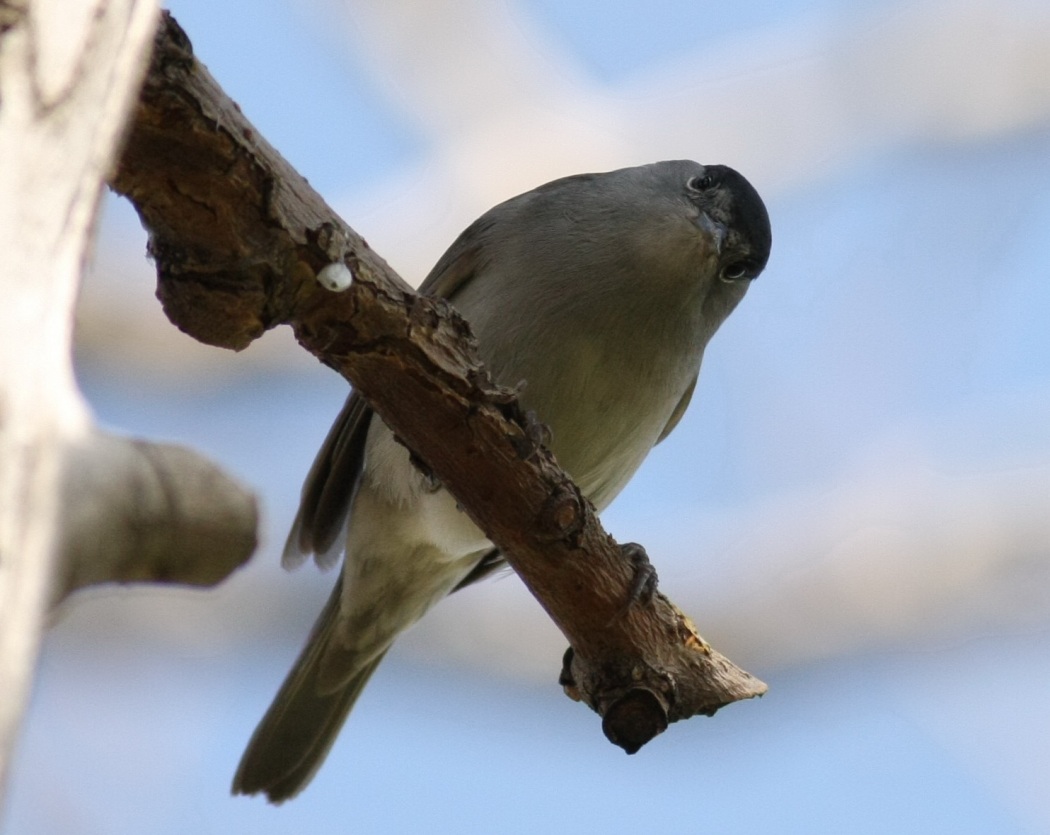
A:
[493,334,689,511]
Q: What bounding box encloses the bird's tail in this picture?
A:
[232,575,387,803]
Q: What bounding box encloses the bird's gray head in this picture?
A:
[683,161,771,282]
[560,160,772,331]
[625,160,772,287]
[439,160,771,337]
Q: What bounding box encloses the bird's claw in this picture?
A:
[614,542,658,620]
[512,409,553,460]
[407,449,442,493]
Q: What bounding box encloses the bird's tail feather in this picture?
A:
[232,575,387,803]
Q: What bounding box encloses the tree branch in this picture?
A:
[111,12,766,751]
[54,433,257,603]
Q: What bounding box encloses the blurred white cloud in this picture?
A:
[310,0,1050,278]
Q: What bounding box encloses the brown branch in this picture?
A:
[110,12,766,751]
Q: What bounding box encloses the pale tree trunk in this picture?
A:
[0,0,256,801]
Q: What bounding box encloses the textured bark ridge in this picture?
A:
[111,12,767,751]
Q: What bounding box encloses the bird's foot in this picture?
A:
[407,449,442,493]
[512,409,553,460]
[614,542,658,620]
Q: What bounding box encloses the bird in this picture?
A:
[233,160,772,802]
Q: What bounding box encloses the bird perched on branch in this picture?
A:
[233,160,771,802]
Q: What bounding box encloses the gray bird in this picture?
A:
[233,160,771,802]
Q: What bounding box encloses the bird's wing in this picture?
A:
[416,216,493,299]
[418,171,601,298]
[282,391,373,570]
[284,219,497,570]
[410,216,509,590]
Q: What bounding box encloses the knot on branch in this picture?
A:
[560,647,673,753]
[602,688,671,754]
[536,482,586,542]
[314,221,351,263]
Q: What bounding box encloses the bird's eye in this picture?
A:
[720,262,751,282]
[687,173,715,192]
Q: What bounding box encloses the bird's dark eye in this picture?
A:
[687,173,715,192]
[720,261,751,281]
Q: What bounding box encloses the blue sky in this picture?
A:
[6,0,1050,832]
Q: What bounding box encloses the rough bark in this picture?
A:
[110,12,767,754]
[0,0,256,800]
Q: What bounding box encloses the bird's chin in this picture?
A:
[693,211,726,254]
